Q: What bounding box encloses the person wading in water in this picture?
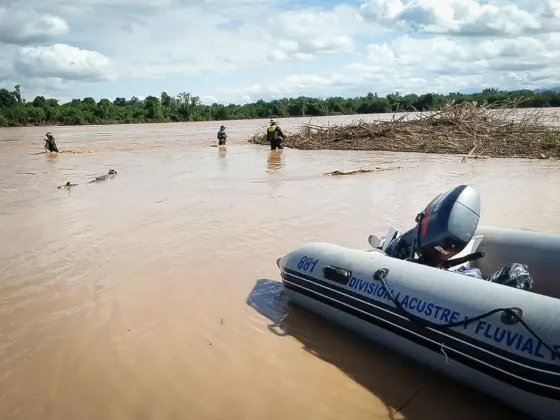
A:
[267,120,285,150]
[44,132,59,153]
[217,125,227,147]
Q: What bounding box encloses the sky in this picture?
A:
[0,0,560,104]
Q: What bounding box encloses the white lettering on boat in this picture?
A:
[347,276,560,362]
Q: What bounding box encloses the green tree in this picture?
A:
[1,83,560,128]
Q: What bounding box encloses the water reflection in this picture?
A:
[246,279,526,420]
[266,150,284,173]
[217,146,228,174]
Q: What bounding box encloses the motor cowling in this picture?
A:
[383,185,481,267]
[416,185,481,266]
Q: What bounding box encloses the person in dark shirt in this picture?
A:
[217,125,227,146]
[266,120,285,150]
[44,132,59,153]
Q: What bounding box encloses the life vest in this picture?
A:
[268,125,277,133]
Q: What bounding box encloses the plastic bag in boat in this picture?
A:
[486,263,534,291]
[452,266,484,279]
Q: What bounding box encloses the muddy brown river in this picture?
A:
[1,114,560,420]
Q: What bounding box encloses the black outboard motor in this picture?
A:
[385,185,481,267]
[383,185,534,291]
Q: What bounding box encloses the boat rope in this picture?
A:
[375,269,560,360]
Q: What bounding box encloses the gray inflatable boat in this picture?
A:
[277,185,560,420]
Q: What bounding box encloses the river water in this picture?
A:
[1,113,560,420]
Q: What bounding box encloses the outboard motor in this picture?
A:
[385,185,481,267]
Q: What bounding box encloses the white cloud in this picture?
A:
[224,32,560,100]
[0,45,16,79]
[91,4,370,79]
[269,5,367,54]
[0,6,69,45]
[14,44,116,82]
[200,95,218,105]
[1,0,378,89]
[1,0,560,104]
[359,0,560,37]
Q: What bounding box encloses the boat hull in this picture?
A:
[278,229,560,420]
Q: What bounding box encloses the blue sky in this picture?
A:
[1,0,559,104]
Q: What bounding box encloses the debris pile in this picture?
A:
[249,100,560,159]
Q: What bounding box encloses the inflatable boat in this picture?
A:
[277,185,560,420]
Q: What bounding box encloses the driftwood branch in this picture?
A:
[323,166,406,176]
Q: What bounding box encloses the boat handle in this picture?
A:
[501,307,523,325]
[323,266,352,285]
[373,268,390,281]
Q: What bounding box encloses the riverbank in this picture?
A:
[249,102,560,159]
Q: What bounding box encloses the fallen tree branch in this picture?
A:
[324,166,405,176]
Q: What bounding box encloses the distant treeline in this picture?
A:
[1,84,560,127]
